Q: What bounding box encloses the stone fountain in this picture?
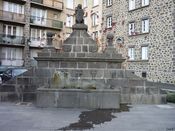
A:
[35,4,166,109]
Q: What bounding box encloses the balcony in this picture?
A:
[31,0,63,11]
[30,16,63,30]
[5,0,26,4]
[0,59,24,66]
[0,10,25,24]
[0,34,25,46]
[29,37,47,48]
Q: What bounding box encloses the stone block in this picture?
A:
[0,85,15,92]
[76,38,83,44]
[82,45,88,52]
[37,88,120,109]
[73,46,81,52]
[60,62,77,68]
[77,62,87,68]
[38,61,49,68]
[107,63,121,69]
[49,61,60,68]
[88,62,106,68]
[104,70,117,78]
[77,53,85,57]
[64,38,76,44]
[89,46,97,52]
[63,45,72,52]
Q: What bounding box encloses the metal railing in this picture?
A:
[0,10,25,23]
[31,0,63,10]
[0,34,25,45]
[30,16,63,29]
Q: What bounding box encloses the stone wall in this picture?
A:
[102,0,175,84]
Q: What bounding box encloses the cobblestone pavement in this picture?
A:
[0,102,175,131]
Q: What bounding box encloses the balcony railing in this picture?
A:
[0,34,25,45]
[30,16,63,29]
[31,0,63,10]
[0,10,25,23]
[0,59,24,67]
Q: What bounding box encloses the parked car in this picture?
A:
[0,67,27,84]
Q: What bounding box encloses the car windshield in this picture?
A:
[12,69,27,77]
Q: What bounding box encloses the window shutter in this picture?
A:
[145,19,149,32]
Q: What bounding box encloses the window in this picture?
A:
[83,0,87,8]
[142,72,147,78]
[128,47,135,60]
[93,0,99,6]
[107,0,112,6]
[31,8,46,25]
[142,19,149,33]
[3,1,24,14]
[142,0,149,6]
[67,0,74,9]
[30,28,45,41]
[129,22,135,35]
[3,24,23,36]
[129,0,135,10]
[66,15,73,27]
[0,47,22,60]
[141,46,148,60]
[92,31,98,40]
[106,16,112,28]
[92,13,98,26]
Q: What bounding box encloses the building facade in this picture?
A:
[0,0,64,67]
[102,0,175,84]
[0,0,103,67]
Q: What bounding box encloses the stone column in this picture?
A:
[23,0,31,68]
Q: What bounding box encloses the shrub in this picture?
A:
[167,93,175,103]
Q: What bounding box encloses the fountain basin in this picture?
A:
[37,88,120,109]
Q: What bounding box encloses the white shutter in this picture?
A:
[142,46,148,60]
[145,19,149,33]
[145,0,149,6]
[129,0,135,10]
[142,0,149,6]
[142,19,149,33]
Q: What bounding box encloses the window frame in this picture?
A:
[66,15,74,27]
[67,0,74,9]
[141,46,148,60]
[128,22,135,35]
[91,13,98,26]
[106,16,112,28]
[142,0,149,7]
[128,47,135,60]
[142,19,149,33]
[106,0,112,7]
[129,0,135,11]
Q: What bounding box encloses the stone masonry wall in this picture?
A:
[102,0,175,84]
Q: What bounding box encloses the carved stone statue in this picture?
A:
[75,4,84,24]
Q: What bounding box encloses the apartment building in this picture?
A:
[102,0,175,84]
[0,0,63,67]
[0,0,103,67]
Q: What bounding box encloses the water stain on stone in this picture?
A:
[58,104,130,131]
